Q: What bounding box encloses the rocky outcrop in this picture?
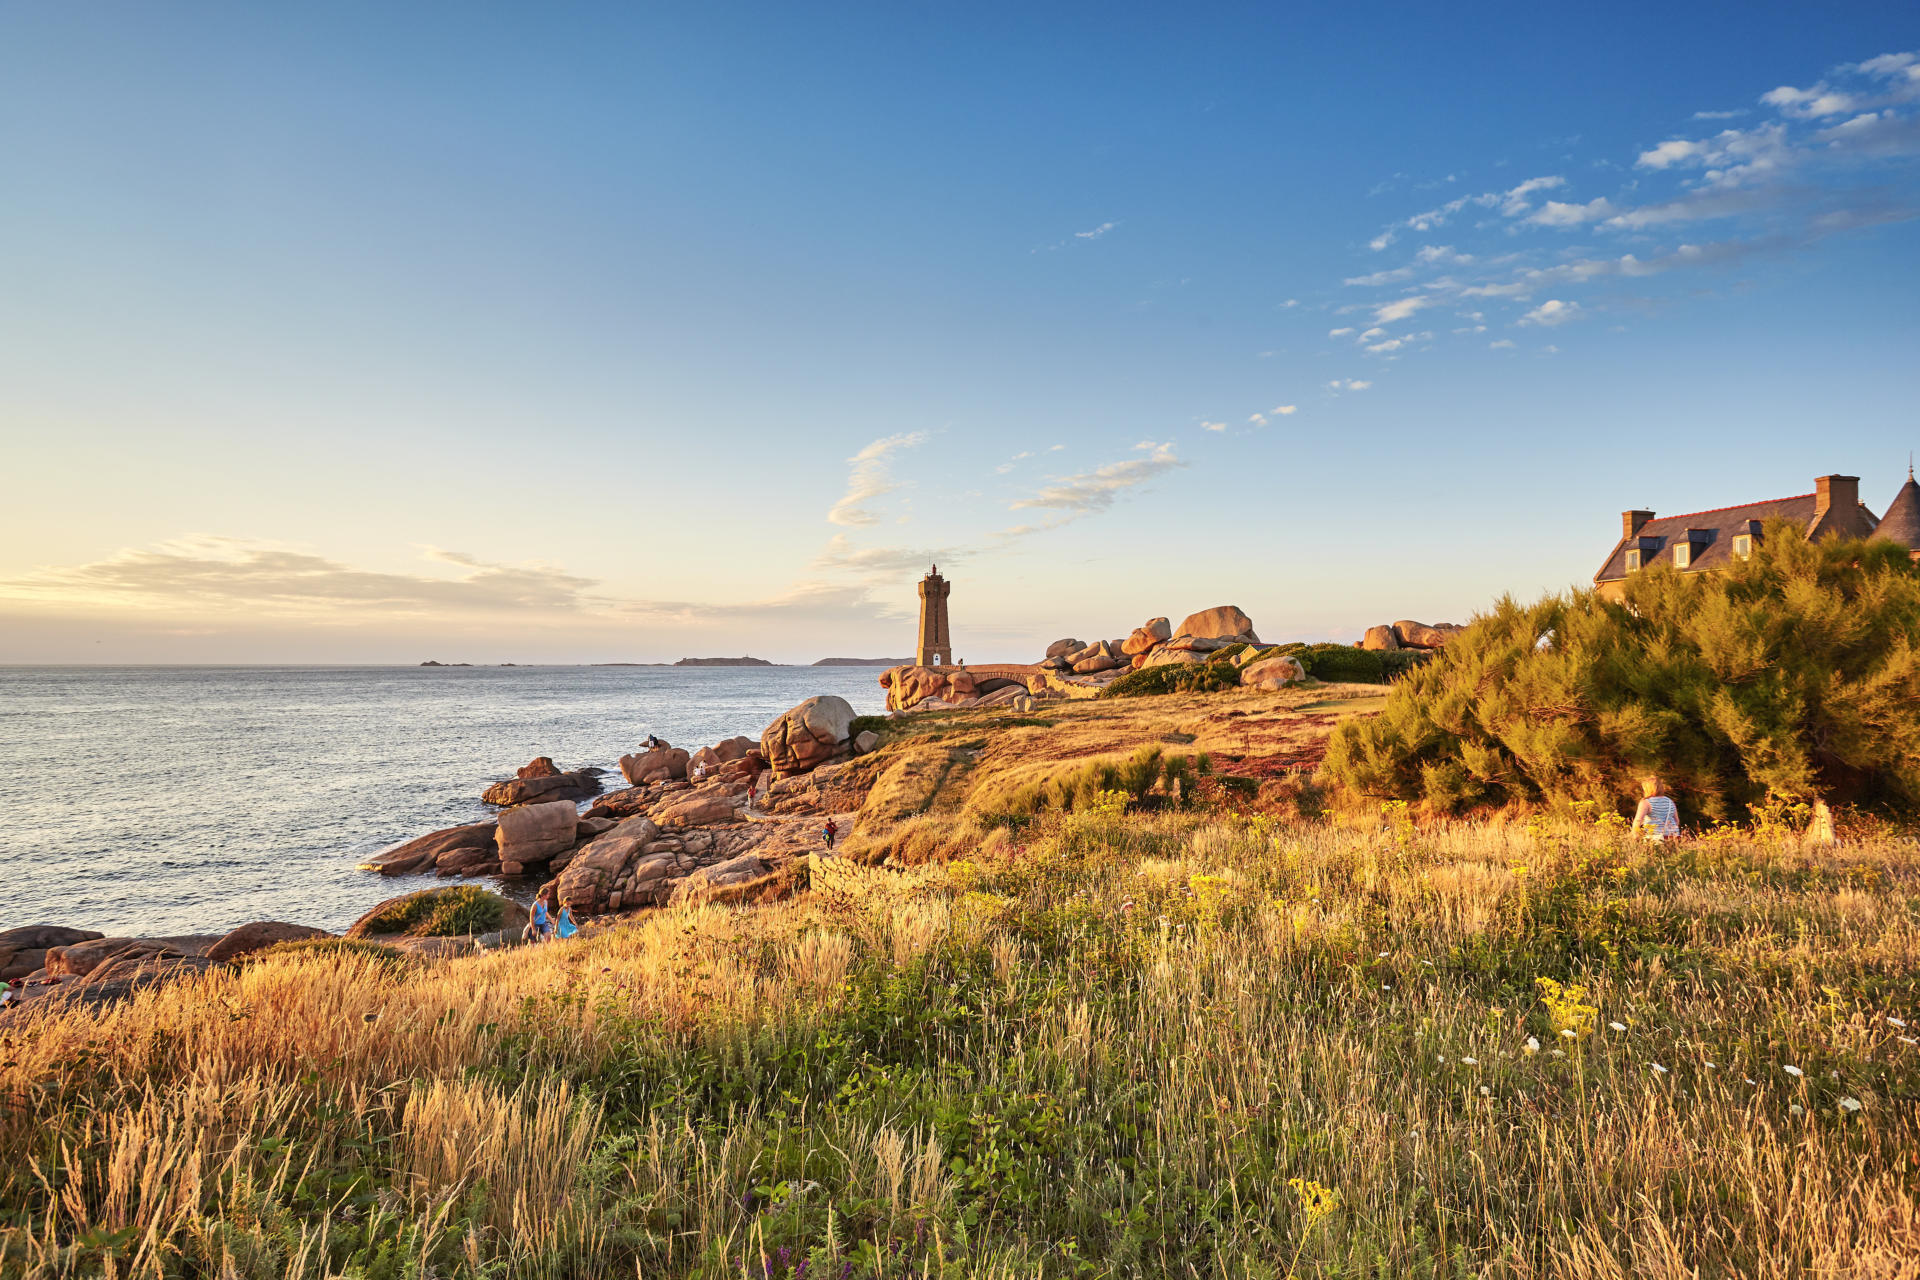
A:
[1176,606,1259,643]
[619,747,691,786]
[1122,618,1172,655]
[1142,647,1209,669]
[481,765,602,807]
[0,926,103,982]
[205,922,332,962]
[46,937,183,978]
[1362,625,1401,651]
[762,695,856,774]
[496,800,580,873]
[1241,655,1307,691]
[650,790,741,829]
[668,853,777,907]
[1045,638,1085,659]
[1393,620,1464,649]
[518,757,561,779]
[360,821,500,877]
[554,814,778,916]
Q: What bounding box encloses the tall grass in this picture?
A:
[2,813,1916,1277]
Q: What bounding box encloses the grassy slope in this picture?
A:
[4,700,1918,1278]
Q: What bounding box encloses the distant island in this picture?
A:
[673,656,775,667]
[812,657,914,666]
[418,660,472,667]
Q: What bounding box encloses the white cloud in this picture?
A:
[1075,221,1118,239]
[1761,84,1857,118]
[1344,265,1415,287]
[827,431,929,527]
[1374,296,1431,323]
[1329,326,1355,337]
[1368,230,1397,251]
[1489,338,1516,349]
[1526,197,1617,226]
[1498,175,1567,216]
[993,449,1034,475]
[1518,299,1580,327]
[1200,420,1228,433]
[1278,298,1299,308]
[1327,378,1373,392]
[1009,441,1185,514]
[815,535,961,582]
[1248,413,1268,426]
[1416,244,1474,264]
[1272,404,1298,415]
[1691,108,1748,121]
[1366,337,1408,353]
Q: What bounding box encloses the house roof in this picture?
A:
[1593,492,1882,583]
[1878,475,1920,551]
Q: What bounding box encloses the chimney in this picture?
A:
[1622,510,1654,539]
[1814,475,1859,520]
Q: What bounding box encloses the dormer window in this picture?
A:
[1625,549,1641,572]
[1733,534,1752,560]
[1674,542,1691,569]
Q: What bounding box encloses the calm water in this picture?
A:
[0,666,886,937]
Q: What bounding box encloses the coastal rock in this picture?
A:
[1362,625,1401,651]
[1072,654,1124,674]
[854,729,880,754]
[1176,606,1258,643]
[1045,638,1085,659]
[619,747,690,786]
[1143,647,1209,669]
[481,770,602,807]
[518,757,561,780]
[1164,634,1227,653]
[1122,618,1172,655]
[713,735,756,762]
[1393,620,1463,649]
[584,787,652,820]
[205,922,332,962]
[1241,655,1307,691]
[554,818,662,915]
[359,821,499,877]
[496,800,580,866]
[761,695,857,774]
[669,853,776,906]
[650,791,739,829]
[576,815,617,839]
[46,937,182,979]
[0,926,104,982]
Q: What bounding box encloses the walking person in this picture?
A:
[555,903,578,941]
[1631,776,1682,842]
[529,895,551,944]
[822,817,838,853]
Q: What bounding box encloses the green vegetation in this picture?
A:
[1100,660,1241,699]
[969,745,1204,820]
[1326,524,1920,819]
[6,812,1914,1277]
[353,885,518,937]
[1274,641,1428,683]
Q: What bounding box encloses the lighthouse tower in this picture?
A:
[915,566,954,667]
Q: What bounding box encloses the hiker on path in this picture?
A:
[822,818,838,852]
[527,896,551,944]
[555,904,578,941]
[1631,776,1682,842]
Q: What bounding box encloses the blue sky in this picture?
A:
[2,2,1917,662]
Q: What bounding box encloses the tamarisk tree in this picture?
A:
[1326,522,1920,820]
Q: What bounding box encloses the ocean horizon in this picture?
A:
[0,664,887,937]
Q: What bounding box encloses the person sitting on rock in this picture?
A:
[1631,776,1682,842]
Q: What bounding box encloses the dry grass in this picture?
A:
[2,809,1917,1278]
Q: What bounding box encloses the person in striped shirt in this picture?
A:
[1631,776,1681,841]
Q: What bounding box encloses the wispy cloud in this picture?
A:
[827,431,929,527]
[1272,404,1298,415]
[1518,299,1580,327]
[1327,378,1373,392]
[0,537,601,616]
[1009,441,1184,514]
[1075,221,1118,239]
[1200,420,1228,432]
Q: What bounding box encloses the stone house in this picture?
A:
[1593,469,1920,601]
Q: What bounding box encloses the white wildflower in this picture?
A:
[1789,1104,1805,1116]
[1461,1056,1478,1066]
[1889,1017,1907,1028]
[1609,1022,1627,1033]
[1705,1062,1717,1069]
[1551,1049,1567,1059]
[1478,1086,1491,1097]
[1651,1063,1669,1075]
[1377,951,1390,958]
[1745,1078,1758,1085]
[1840,1097,1863,1113]
[1900,1036,1917,1045]
[1523,1037,1540,1056]
[1783,1065,1804,1078]
[1560,1028,1577,1039]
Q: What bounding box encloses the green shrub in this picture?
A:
[1325,524,1920,819]
[1100,661,1242,699]
[1273,642,1428,683]
[977,746,1202,818]
[848,714,891,741]
[353,885,517,938]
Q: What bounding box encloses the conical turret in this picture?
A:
[1877,461,1920,554]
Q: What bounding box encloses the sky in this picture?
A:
[2,2,1917,664]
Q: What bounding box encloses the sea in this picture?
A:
[0,665,888,937]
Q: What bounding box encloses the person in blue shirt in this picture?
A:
[556,904,578,940]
